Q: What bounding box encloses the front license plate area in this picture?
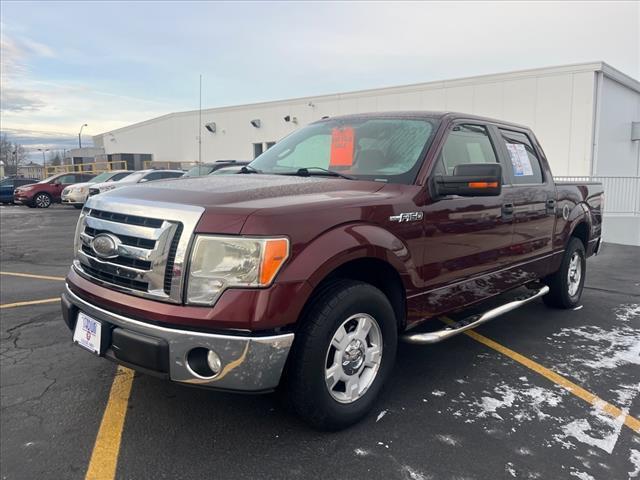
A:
[73,311,103,354]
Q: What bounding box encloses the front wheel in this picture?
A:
[287,280,397,430]
[543,237,586,309]
[33,193,52,208]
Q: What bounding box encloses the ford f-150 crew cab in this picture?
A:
[61,112,603,430]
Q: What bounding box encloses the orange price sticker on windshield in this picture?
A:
[330,127,354,166]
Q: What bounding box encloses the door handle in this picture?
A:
[546,199,556,214]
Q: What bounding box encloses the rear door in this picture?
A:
[495,128,556,278]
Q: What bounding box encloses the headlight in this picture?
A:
[186,236,289,305]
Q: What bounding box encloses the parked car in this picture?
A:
[14,172,96,208]
[61,112,603,430]
[62,170,133,208]
[182,160,249,177]
[0,177,39,203]
[209,165,245,175]
[88,169,184,197]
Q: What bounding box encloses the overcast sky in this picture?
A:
[1,1,638,161]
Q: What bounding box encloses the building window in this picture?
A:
[253,143,264,158]
[265,141,276,150]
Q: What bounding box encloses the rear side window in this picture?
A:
[436,124,499,175]
[110,172,131,181]
[499,129,543,184]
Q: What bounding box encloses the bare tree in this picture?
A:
[48,151,63,166]
[0,133,27,175]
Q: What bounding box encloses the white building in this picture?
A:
[94,61,640,245]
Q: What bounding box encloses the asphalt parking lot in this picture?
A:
[1,204,639,480]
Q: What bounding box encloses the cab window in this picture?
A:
[498,129,543,184]
[435,124,500,176]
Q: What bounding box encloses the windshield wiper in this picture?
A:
[239,165,261,174]
[295,167,355,180]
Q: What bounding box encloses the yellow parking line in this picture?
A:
[0,298,61,309]
[0,271,65,281]
[85,366,135,480]
[443,317,640,433]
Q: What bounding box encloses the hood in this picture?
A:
[65,181,92,190]
[108,174,385,208]
[97,174,387,234]
[15,183,38,191]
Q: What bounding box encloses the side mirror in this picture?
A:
[435,163,502,197]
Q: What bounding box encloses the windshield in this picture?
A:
[90,172,117,183]
[183,165,215,177]
[249,117,437,184]
[119,171,146,183]
[38,174,59,184]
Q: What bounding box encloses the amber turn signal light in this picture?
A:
[260,238,290,285]
[468,181,498,189]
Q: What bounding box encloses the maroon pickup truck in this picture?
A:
[61,112,603,429]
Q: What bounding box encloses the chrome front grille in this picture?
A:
[73,195,205,303]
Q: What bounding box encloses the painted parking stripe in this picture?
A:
[85,366,135,480]
[443,317,640,433]
[0,271,66,281]
[0,298,61,309]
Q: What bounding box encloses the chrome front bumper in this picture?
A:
[62,284,294,392]
[62,192,87,204]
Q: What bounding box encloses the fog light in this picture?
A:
[207,350,221,374]
[186,347,222,378]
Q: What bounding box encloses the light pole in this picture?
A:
[78,123,88,149]
[38,148,50,178]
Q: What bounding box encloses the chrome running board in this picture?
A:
[401,285,550,345]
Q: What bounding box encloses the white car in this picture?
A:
[61,170,133,208]
[88,169,185,197]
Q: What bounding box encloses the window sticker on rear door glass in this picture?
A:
[506,143,533,176]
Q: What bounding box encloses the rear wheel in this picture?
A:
[34,193,52,208]
[287,280,397,430]
[543,237,586,309]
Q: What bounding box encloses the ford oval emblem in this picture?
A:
[91,233,120,259]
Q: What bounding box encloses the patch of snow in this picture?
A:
[505,462,517,477]
[400,465,431,480]
[354,448,371,457]
[435,434,459,446]
[516,447,532,456]
[629,449,640,478]
[455,378,467,384]
[555,404,626,454]
[473,383,564,422]
[431,390,446,397]
[376,410,387,422]
[573,305,584,311]
[549,304,640,380]
[569,469,595,480]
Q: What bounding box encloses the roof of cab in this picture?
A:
[313,111,530,130]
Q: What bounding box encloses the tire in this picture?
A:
[543,237,586,309]
[287,279,398,430]
[33,193,52,208]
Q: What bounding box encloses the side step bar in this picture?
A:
[401,285,549,345]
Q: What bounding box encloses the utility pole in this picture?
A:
[38,148,50,177]
[198,74,202,165]
[78,123,88,149]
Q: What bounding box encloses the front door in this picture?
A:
[412,122,514,318]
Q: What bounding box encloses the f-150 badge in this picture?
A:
[389,212,424,223]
